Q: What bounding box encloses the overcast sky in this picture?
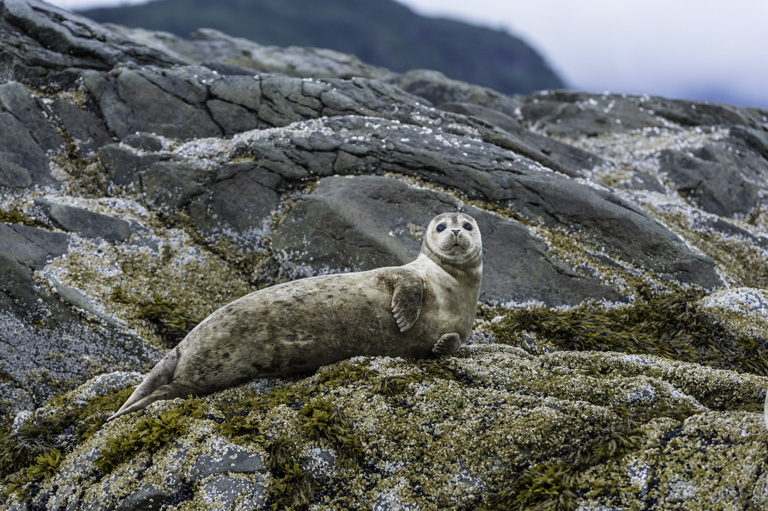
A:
[48,0,768,108]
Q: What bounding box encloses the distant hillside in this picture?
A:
[78,0,564,95]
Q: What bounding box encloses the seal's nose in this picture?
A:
[452,229,460,235]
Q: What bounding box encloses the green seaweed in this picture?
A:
[486,286,768,376]
[95,411,187,474]
[299,397,361,459]
[111,286,202,347]
[0,386,134,495]
[0,209,46,228]
[484,419,644,511]
[262,436,317,510]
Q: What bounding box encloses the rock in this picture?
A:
[83,66,223,140]
[35,198,132,242]
[3,347,766,510]
[0,81,63,153]
[49,97,112,156]
[440,101,604,177]
[0,111,53,188]
[0,0,182,87]
[190,441,265,481]
[200,477,265,509]
[187,162,283,250]
[0,223,69,269]
[388,68,524,118]
[659,134,767,217]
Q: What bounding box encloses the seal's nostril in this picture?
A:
[452,229,460,235]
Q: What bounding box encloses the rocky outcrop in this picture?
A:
[1,1,768,510]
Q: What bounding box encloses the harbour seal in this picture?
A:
[110,213,483,420]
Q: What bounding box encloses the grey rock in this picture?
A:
[0,224,158,415]
[441,101,603,177]
[200,476,265,510]
[0,111,53,187]
[388,68,524,118]
[271,175,431,277]
[0,81,63,152]
[659,140,764,217]
[520,90,667,138]
[49,97,112,156]
[114,485,169,511]
[110,25,393,81]
[98,143,144,187]
[35,198,132,242]
[84,66,223,140]
[141,159,216,211]
[190,443,265,481]
[519,90,768,138]
[187,163,283,249]
[120,132,165,153]
[0,0,182,88]
[0,223,69,269]
[238,115,722,290]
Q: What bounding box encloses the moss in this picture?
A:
[485,286,768,376]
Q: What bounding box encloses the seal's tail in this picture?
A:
[108,347,196,421]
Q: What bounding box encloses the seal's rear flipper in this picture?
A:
[109,347,180,421]
[108,382,198,421]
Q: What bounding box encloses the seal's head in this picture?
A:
[422,213,483,271]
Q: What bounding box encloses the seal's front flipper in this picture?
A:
[389,269,424,332]
[432,333,462,356]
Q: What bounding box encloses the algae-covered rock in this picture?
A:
[2,346,766,510]
[1,2,768,509]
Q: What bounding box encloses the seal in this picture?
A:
[110,213,483,420]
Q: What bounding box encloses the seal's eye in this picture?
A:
[436,223,446,232]
[463,222,473,231]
